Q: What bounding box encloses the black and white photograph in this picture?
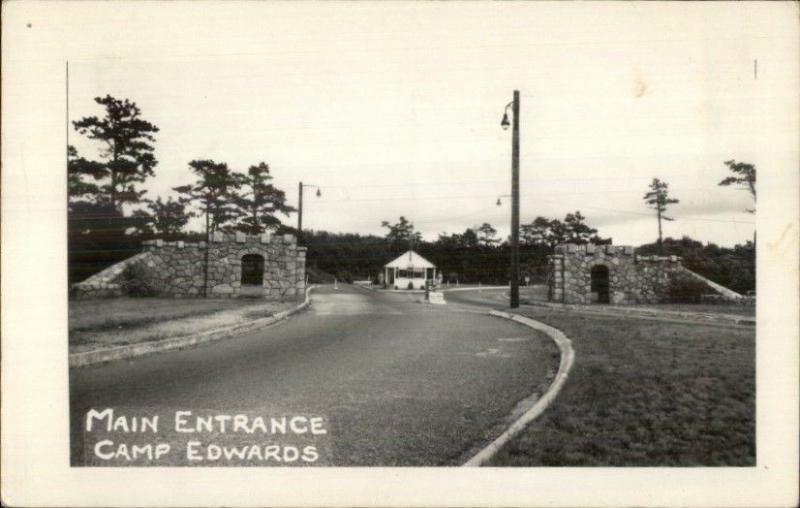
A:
[2,1,798,506]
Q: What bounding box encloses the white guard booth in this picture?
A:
[384,250,437,290]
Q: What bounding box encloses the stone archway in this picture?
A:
[590,264,610,304]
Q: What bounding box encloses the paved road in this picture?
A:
[70,285,557,466]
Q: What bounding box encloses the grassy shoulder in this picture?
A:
[518,286,755,317]
[69,297,299,354]
[630,303,755,317]
[489,308,755,466]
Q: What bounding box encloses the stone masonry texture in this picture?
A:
[72,232,307,301]
[547,243,688,305]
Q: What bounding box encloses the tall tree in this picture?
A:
[173,160,242,235]
[67,96,159,285]
[71,95,159,211]
[457,228,480,249]
[173,160,242,297]
[644,178,679,250]
[563,211,599,244]
[68,143,148,236]
[67,145,104,205]
[381,216,422,250]
[521,217,559,248]
[719,159,756,213]
[476,222,499,246]
[234,162,295,234]
[521,213,607,249]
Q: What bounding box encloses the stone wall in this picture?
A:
[547,243,685,305]
[72,231,306,300]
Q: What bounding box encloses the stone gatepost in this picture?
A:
[547,253,565,303]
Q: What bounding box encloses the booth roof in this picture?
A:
[384,250,436,269]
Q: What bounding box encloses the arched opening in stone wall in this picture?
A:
[590,265,610,304]
[241,254,265,286]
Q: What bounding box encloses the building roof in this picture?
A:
[384,250,436,269]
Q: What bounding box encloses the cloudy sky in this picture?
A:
[63,2,798,246]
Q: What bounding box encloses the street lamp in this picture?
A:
[298,181,321,237]
[501,90,521,308]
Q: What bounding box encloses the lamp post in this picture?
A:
[496,194,511,207]
[501,91,521,308]
[297,181,321,240]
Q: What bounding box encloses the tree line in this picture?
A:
[304,212,608,285]
[304,214,754,294]
[68,94,756,294]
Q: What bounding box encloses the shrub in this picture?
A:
[667,277,712,303]
[120,263,159,297]
[337,271,354,284]
[407,281,414,290]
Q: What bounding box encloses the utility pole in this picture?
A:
[204,208,210,298]
[297,182,320,243]
[297,181,304,234]
[510,90,521,309]
[657,206,663,253]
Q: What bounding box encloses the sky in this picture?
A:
[62,2,798,247]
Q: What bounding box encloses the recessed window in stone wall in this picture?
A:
[241,254,265,286]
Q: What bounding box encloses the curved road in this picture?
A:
[70,285,557,466]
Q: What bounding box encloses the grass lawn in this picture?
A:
[69,297,298,354]
[519,285,549,302]
[631,303,755,317]
[518,286,755,317]
[490,308,755,466]
[69,297,272,331]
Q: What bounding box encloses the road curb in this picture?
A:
[69,286,317,368]
[462,310,576,467]
[358,285,510,294]
[441,286,509,293]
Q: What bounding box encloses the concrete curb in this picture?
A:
[69,286,317,368]
[352,285,423,294]
[358,285,510,294]
[441,286,509,293]
[462,310,576,467]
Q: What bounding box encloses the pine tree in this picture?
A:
[173,160,242,236]
[719,159,756,214]
[233,162,295,234]
[173,159,242,297]
[381,216,422,252]
[563,211,599,244]
[644,178,679,251]
[68,96,159,284]
[476,223,499,246]
[71,95,159,211]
